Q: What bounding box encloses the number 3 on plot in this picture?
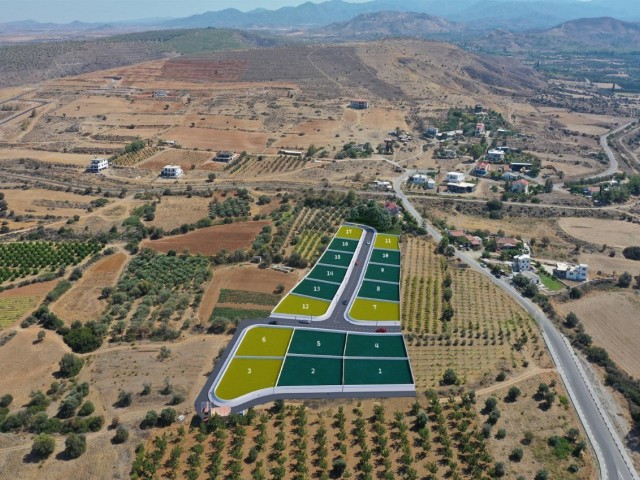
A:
[248,368,252,374]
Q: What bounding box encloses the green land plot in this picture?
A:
[349,298,400,322]
[273,294,331,317]
[215,358,284,400]
[329,238,359,253]
[374,234,399,250]
[336,225,363,240]
[307,264,347,284]
[318,250,354,268]
[357,280,400,302]
[345,333,407,358]
[235,326,293,357]
[292,279,340,301]
[369,249,401,266]
[344,359,413,385]
[540,271,565,291]
[287,329,346,356]
[277,356,343,387]
[364,264,400,283]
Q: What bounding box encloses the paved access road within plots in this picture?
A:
[211,325,414,406]
[272,225,363,318]
[349,233,401,323]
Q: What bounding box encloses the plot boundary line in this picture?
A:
[275,327,296,388]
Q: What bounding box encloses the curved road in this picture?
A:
[394,172,639,480]
[599,121,635,178]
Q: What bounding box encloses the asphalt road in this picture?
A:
[599,121,635,178]
[394,172,639,480]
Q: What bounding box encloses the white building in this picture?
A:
[88,158,108,173]
[215,151,239,162]
[424,127,439,138]
[513,254,531,272]
[371,180,392,191]
[554,263,588,282]
[446,172,465,184]
[521,271,541,285]
[409,174,429,184]
[161,165,183,178]
[475,123,486,136]
[487,149,506,163]
[426,178,436,189]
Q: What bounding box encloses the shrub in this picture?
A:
[63,326,102,353]
[115,391,132,408]
[141,410,158,429]
[59,353,84,378]
[0,394,13,408]
[622,246,640,260]
[506,387,521,402]
[535,469,549,480]
[112,425,129,444]
[170,393,185,405]
[332,457,347,477]
[618,272,633,288]
[441,368,458,386]
[510,447,523,462]
[64,433,86,459]
[31,433,56,458]
[78,401,95,417]
[493,462,506,477]
[159,408,177,427]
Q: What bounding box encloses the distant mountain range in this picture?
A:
[468,16,640,52]
[310,12,466,40]
[159,0,640,31]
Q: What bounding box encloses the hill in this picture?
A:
[0,28,281,88]
[468,17,640,52]
[310,11,466,40]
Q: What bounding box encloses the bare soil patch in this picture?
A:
[51,252,128,325]
[555,291,640,378]
[138,149,212,171]
[579,252,640,276]
[0,149,89,166]
[198,264,302,322]
[141,221,269,255]
[559,217,640,248]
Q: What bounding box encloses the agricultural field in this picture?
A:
[135,394,500,480]
[210,196,251,220]
[0,241,102,284]
[149,195,213,231]
[51,251,128,325]
[401,237,543,390]
[141,221,269,256]
[0,296,40,329]
[227,155,310,177]
[138,149,215,171]
[112,146,162,166]
[290,206,350,262]
[1,188,103,218]
[104,249,211,342]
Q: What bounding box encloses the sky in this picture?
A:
[3,0,367,23]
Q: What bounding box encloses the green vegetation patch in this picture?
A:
[336,225,363,240]
[287,329,346,357]
[210,197,250,219]
[215,358,283,401]
[0,241,102,284]
[344,359,413,385]
[292,279,339,301]
[218,289,281,306]
[277,356,343,387]
[307,264,347,284]
[236,326,292,357]
[349,298,400,322]
[0,296,40,329]
[345,333,407,358]
[210,307,271,321]
[364,264,400,283]
[357,280,400,302]
[317,250,354,268]
[539,272,564,291]
[369,249,400,266]
[328,238,359,253]
[374,235,400,251]
[272,294,330,317]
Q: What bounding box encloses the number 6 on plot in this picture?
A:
[262,336,267,343]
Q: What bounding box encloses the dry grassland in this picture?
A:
[198,264,302,322]
[141,221,269,256]
[479,371,595,479]
[2,188,97,217]
[559,217,640,248]
[0,328,69,407]
[53,96,183,117]
[402,237,549,391]
[149,195,213,231]
[579,252,640,276]
[51,252,128,325]
[0,149,89,166]
[554,290,640,378]
[163,126,270,152]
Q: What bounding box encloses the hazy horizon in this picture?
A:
[2,0,371,23]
